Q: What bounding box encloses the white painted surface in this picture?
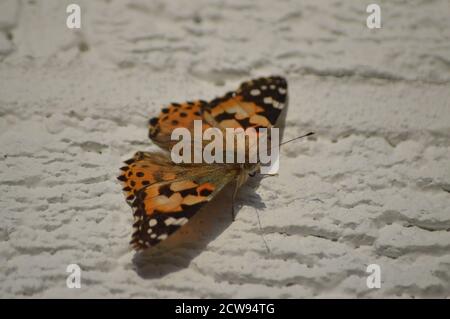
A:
[0,0,449,298]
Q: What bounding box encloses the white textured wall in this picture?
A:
[0,0,449,298]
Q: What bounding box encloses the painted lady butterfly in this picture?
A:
[118,76,288,250]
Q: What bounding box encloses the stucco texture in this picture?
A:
[0,0,449,298]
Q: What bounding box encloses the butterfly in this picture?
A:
[118,76,288,250]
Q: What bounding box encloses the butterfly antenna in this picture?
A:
[258,132,315,177]
[231,180,239,221]
[265,131,314,153]
[279,131,315,147]
[254,207,271,254]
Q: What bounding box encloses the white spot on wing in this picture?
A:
[158,234,168,240]
[164,217,189,226]
[263,97,273,105]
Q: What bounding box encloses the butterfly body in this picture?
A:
[118,76,288,250]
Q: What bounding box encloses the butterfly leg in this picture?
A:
[230,170,249,221]
[231,180,239,221]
